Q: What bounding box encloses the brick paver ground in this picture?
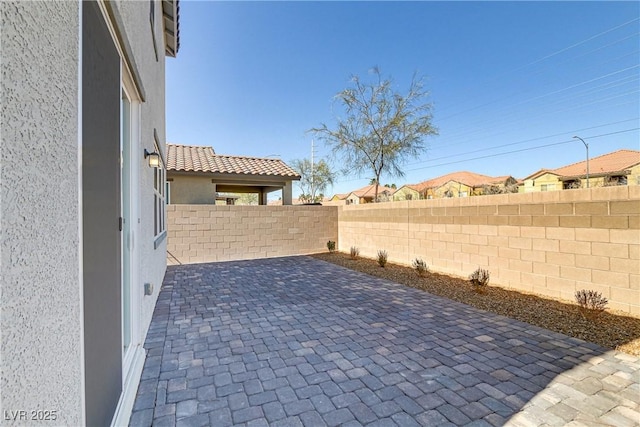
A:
[130,257,639,426]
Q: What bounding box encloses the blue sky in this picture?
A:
[166,1,639,198]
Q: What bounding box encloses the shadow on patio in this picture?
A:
[130,257,639,427]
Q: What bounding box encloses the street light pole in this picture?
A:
[573,136,589,188]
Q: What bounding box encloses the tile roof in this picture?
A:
[412,171,505,192]
[552,149,640,178]
[350,184,395,198]
[393,184,423,194]
[522,168,558,180]
[166,144,301,178]
[523,150,640,180]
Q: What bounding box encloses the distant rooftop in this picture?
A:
[525,149,640,180]
[412,171,513,192]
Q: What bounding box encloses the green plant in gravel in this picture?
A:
[377,250,388,267]
[469,267,490,293]
[350,246,360,259]
[575,289,608,320]
[412,258,429,277]
[327,240,336,253]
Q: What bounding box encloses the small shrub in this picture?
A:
[469,267,490,293]
[575,289,608,320]
[350,246,360,259]
[412,258,429,277]
[377,250,388,267]
[326,240,336,253]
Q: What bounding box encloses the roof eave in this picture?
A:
[558,170,631,181]
[162,0,180,57]
[167,169,300,180]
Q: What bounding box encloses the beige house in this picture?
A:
[331,184,396,204]
[328,193,349,204]
[392,184,422,201]
[166,143,301,205]
[522,149,640,192]
[394,171,518,200]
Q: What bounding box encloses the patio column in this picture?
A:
[259,190,268,205]
[282,181,293,205]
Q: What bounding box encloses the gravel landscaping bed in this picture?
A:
[311,252,640,356]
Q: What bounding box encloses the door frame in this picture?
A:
[120,74,142,377]
[93,1,146,425]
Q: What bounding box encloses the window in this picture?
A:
[562,180,581,190]
[153,136,166,241]
[165,181,171,205]
[604,175,627,186]
[459,191,468,197]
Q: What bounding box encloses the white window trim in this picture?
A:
[153,133,167,249]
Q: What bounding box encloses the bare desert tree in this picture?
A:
[311,67,437,202]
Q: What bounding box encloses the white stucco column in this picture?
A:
[282,181,293,205]
[211,182,217,203]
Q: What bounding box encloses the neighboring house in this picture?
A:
[522,149,640,192]
[166,143,301,205]
[329,193,349,203]
[392,184,422,201]
[521,169,562,192]
[321,193,349,206]
[396,171,518,200]
[2,1,178,426]
[338,184,395,204]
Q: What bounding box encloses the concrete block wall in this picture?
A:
[338,186,640,315]
[167,205,339,264]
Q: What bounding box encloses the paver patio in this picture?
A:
[130,256,640,426]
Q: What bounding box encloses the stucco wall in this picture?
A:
[338,186,640,315]
[629,164,640,187]
[167,205,339,264]
[1,2,83,425]
[522,172,561,192]
[168,174,216,204]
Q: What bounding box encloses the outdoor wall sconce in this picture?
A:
[144,149,160,168]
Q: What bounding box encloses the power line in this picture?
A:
[436,18,639,116]
[434,93,639,148]
[438,64,639,123]
[407,118,639,166]
[528,32,640,74]
[404,128,639,173]
[433,67,639,145]
[521,17,640,70]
